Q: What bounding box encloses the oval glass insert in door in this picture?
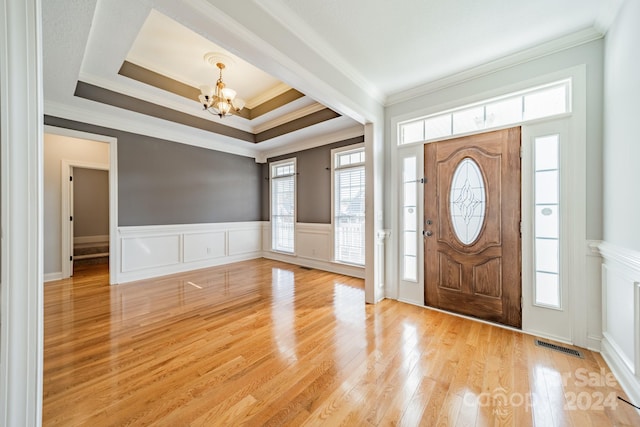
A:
[449,158,486,245]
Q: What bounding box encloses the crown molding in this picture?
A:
[255,125,364,163]
[245,82,292,109]
[386,26,604,106]
[78,71,255,133]
[252,0,385,105]
[44,100,259,159]
[252,102,326,134]
[594,0,626,34]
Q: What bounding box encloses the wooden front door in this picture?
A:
[424,127,522,328]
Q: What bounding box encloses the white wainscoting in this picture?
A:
[116,222,263,283]
[114,221,364,283]
[598,241,640,407]
[262,222,365,279]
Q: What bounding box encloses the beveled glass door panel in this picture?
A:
[450,158,486,245]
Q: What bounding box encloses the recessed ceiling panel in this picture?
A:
[127,9,287,105]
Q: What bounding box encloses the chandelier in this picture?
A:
[198,54,245,118]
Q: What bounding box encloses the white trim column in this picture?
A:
[0,0,44,425]
[365,122,385,303]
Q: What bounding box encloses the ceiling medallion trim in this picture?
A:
[203,52,235,69]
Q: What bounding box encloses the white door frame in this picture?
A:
[389,65,588,347]
[0,0,42,424]
[521,118,574,343]
[45,126,119,284]
[61,160,110,278]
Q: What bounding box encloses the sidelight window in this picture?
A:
[401,155,418,281]
[533,134,560,308]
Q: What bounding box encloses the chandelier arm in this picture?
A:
[198,56,243,118]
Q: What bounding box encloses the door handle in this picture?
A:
[423,230,433,237]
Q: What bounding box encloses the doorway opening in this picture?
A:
[44,126,118,284]
[70,166,110,273]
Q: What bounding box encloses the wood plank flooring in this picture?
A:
[43,259,640,426]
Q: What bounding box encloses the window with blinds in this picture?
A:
[271,159,296,253]
[333,146,365,265]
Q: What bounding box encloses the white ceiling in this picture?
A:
[42,0,620,158]
[258,0,609,97]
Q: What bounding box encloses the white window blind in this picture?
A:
[271,160,295,253]
[334,147,365,265]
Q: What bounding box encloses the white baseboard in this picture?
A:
[44,272,63,282]
[74,252,109,260]
[74,234,109,245]
[117,252,262,283]
[263,251,365,279]
[601,335,640,411]
[586,334,602,352]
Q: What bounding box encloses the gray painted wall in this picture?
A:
[45,116,263,226]
[73,167,109,238]
[264,136,365,223]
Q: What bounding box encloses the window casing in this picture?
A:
[333,146,365,265]
[271,159,296,253]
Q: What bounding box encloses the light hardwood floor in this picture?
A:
[44,259,640,426]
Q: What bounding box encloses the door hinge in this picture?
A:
[520,147,523,158]
[70,216,73,221]
[70,176,73,181]
[420,177,427,184]
[70,256,73,261]
[519,221,522,236]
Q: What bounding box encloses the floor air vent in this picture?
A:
[534,339,584,358]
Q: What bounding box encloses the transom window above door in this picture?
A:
[398,79,571,145]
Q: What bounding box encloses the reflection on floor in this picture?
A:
[43,259,640,426]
